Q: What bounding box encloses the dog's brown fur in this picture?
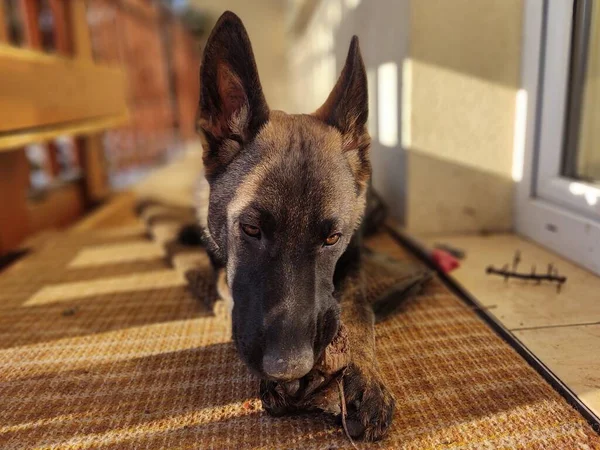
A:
[196,11,395,441]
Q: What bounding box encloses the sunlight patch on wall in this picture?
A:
[401,59,413,149]
[326,0,342,28]
[511,89,528,182]
[367,68,377,139]
[312,54,336,111]
[377,62,399,147]
[344,0,361,10]
[313,24,333,53]
[409,59,516,179]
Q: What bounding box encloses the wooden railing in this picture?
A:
[0,0,129,149]
[0,0,130,255]
[0,1,202,256]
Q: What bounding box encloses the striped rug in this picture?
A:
[0,215,598,448]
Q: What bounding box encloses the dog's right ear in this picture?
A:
[197,11,269,177]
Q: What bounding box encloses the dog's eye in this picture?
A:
[324,233,341,246]
[241,223,261,238]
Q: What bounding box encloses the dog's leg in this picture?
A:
[361,248,433,322]
[337,272,396,441]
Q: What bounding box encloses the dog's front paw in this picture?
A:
[341,363,395,441]
[260,379,300,417]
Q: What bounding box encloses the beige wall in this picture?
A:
[288,0,411,220]
[191,0,290,111]
[405,0,523,234]
[280,0,526,234]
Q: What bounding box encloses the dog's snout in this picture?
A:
[262,349,314,381]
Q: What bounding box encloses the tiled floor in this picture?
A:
[514,325,600,417]
[420,233,600,418]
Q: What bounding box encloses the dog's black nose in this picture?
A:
[262,349,314,381]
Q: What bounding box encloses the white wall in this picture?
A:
[290,0,524,234]
[405,0,522,234]
[289,0,410,221]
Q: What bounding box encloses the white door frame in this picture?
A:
[516,0,600,275]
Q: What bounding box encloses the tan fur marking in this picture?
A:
[217,63,247,126]
[195,175,210,229]
[216,269,233,312]
[229,103,250,138]
[224,121,287,286]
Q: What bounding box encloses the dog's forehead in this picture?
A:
[225,111,358,228]
[256,111,343,154]
[258,113,356,212]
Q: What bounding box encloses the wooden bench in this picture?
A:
[0,0,129,255]
[0,1,202,256]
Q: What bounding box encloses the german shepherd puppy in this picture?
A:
[196,12,394,441]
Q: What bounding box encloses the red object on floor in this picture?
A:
[430,249,461,274]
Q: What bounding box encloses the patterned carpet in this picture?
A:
[0,216,599,449]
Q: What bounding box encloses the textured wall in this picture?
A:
[405,0,523,234]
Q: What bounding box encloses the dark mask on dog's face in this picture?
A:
[197,12,370,381]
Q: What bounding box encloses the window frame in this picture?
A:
[516,0,600,276]
[535,0,600,218]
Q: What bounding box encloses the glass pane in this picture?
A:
[565,0,600,183]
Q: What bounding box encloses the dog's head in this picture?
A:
[197,12,370,381]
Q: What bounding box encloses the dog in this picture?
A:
[195,11,395,441]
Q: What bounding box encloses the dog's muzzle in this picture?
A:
[261,347,314,381]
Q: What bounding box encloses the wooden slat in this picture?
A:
[47,141,61,176]
[0,0,7,42]
[71,0,111,204]
[29,183,85,233]
[69,0,92,60]
[0,114,128,152]
[49,0,71,55]
[19,0,41,49]
[0,44,129,134]
[77,133,111,202]
[0,151,30,253]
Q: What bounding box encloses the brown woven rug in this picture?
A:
[1,221,599,448]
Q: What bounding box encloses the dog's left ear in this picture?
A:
[313,36,369,153]
[198,11,269,177]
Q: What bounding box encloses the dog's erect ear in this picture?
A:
[197,11,269,176]
[313,36,368,152]
[314,36,370,189]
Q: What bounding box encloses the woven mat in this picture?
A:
[1,224,599,449]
